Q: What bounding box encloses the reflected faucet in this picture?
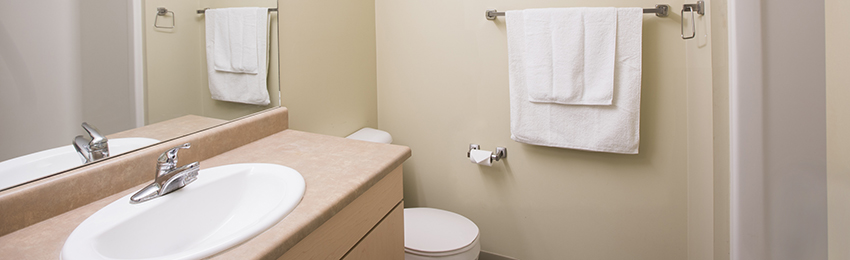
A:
[130,143,200,204]
[72,122,109,163]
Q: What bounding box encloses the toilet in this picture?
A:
[346,128,481,260]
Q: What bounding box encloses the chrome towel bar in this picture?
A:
[485,4,671,20]
[197,8,278,14]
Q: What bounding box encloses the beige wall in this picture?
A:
[685,1,719,259]
[143,0,280,124]
[376,0,719,259]
[826,0,850,259]
[277,0,378,137]
[145,0,378,135]
[710,0,730,259]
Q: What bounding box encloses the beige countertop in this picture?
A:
[0,129,410,259]
[107,114,227,141]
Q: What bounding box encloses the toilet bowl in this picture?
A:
[346,128,481,260]
[404,207,480,260]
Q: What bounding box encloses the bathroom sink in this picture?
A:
[0,137,159,190]
[61,163,306,260]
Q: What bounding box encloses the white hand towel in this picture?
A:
[523,8,616,105]
[205,8,271,106]
[507,8,642,154]
[213,7,260,74]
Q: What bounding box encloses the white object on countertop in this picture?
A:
[506,8,643,154]
[205,7,271,105]
[521,7,617,105]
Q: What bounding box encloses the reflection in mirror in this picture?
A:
[0,0,280,191]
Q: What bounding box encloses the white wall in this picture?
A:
[729,0,827,259]
[0,0,136,162]
[0,0,84,161]
[762,1,827,258]
[80,0,136,136]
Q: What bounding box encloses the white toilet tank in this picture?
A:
[345,128,393,144]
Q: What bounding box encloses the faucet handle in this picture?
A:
[81,122,108,149]
[158,143,191,166]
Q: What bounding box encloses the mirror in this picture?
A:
[0,0,280,191]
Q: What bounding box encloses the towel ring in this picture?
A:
[154,7,175,29]
[681,0,704,39]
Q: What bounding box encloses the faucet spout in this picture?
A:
[160,162,200,194]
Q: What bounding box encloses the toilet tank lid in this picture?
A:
[404,207,479,253]
[345,128,392,144]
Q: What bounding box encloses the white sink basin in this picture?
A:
[0,137,159,190]
[61,163,306,260]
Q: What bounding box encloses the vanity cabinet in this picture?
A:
[278,165,404,260]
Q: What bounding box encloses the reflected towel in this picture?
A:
[213,7,261,74]
[204,7,271,106]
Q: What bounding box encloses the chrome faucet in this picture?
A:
[72,122,109,163]
[130,143,200,204]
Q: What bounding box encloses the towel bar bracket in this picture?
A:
[485,9,503,20]
[683,0,705,16]
[644,4,669,17]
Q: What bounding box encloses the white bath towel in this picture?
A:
[205,7,271,106]
[213,7,261,74]
[507,8,642,154]
[522,8,617,105]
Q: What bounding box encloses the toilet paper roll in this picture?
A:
[469,149,493,166]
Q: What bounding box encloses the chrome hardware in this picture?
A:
[485,9,503,20]
[681,0,705,39]
[485,4,670,20]
[683,0,705,16]
[645,4,670,17]
[72,122,109,163]
[154,7,174,29]
[468,144,508,163]
[130,143,199,204]
[197,7,278,14]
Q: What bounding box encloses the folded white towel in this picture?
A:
[213,7,260,74]
[205,7,271,105]
[522,7,616,105]
[507,8,642,154]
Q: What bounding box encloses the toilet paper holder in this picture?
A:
[468,144,507,163]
